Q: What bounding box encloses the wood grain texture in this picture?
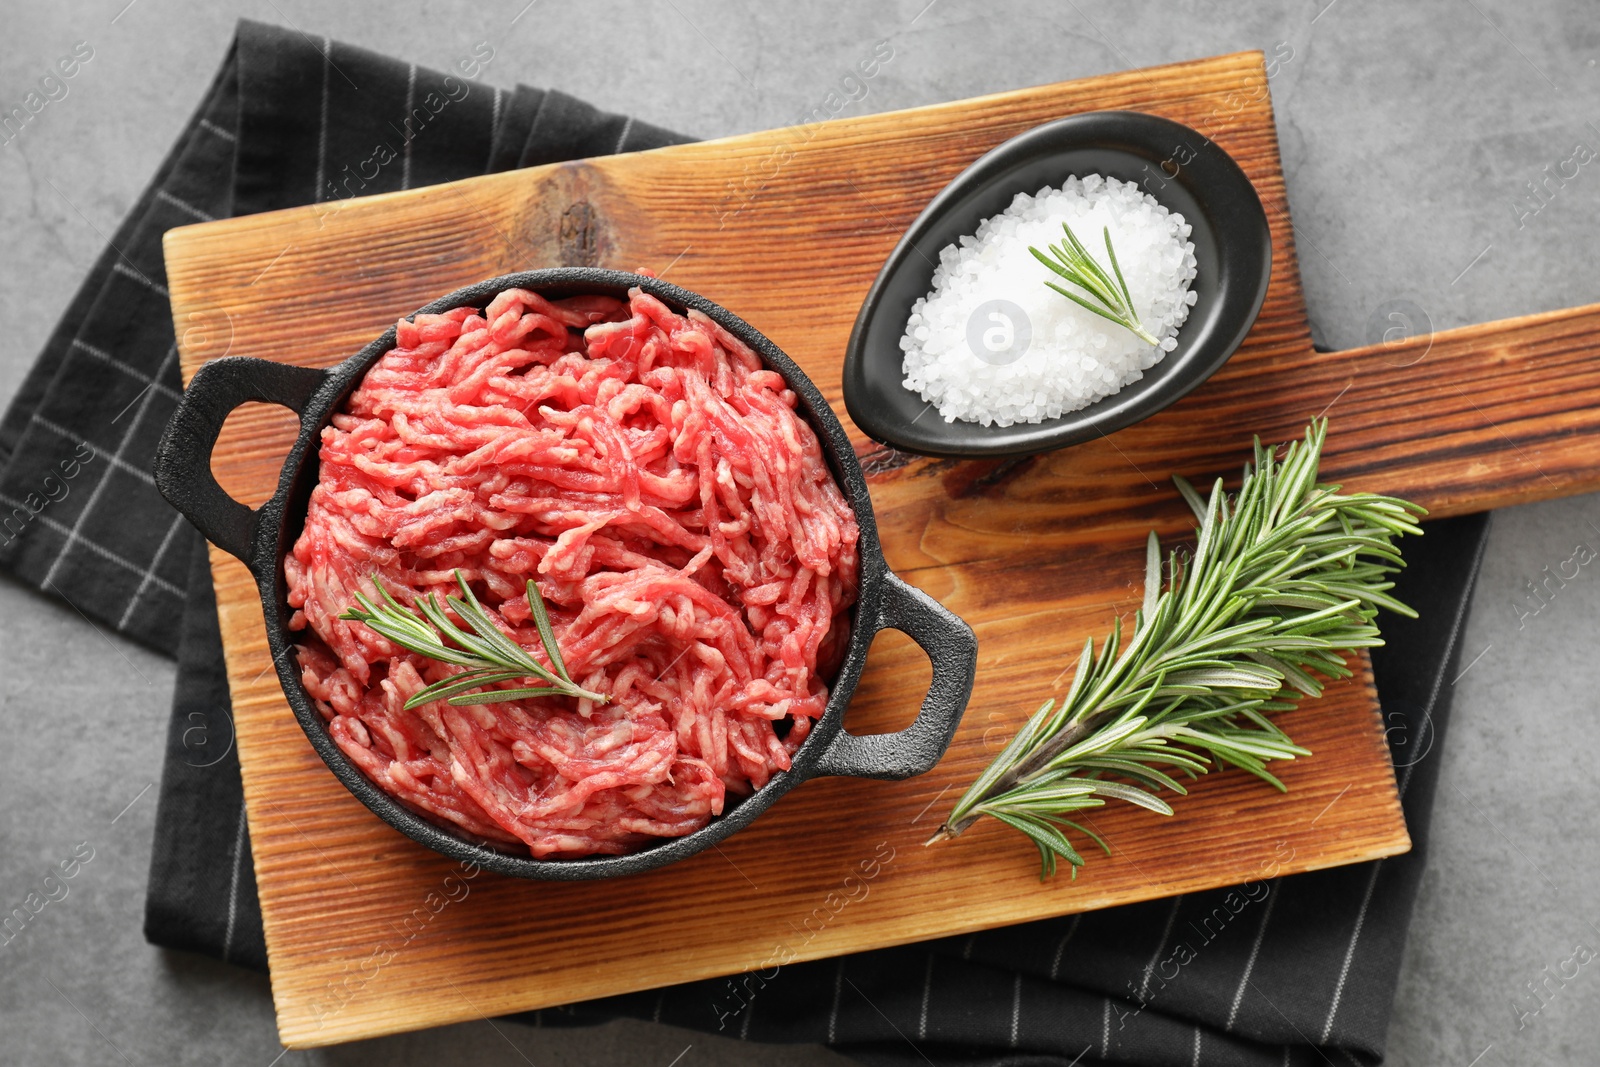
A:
[153,51,1509,1047]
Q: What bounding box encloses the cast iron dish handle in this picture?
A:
[153,357,329,570]
[813,573,976,780]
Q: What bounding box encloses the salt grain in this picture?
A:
[900,174,1197,427]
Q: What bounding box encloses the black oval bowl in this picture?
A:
[843,110,1272,459]
[154,268,977,881]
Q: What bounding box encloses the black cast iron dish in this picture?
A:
[843,110,1272,459]
[154,268,977,881]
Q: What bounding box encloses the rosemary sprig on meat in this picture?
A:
[1029,220,1160,346]
[928,419,1425,878]
[341,569,607,710]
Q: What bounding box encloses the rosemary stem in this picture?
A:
[925,707,1112,845]
[924,419,1426,877]
[1030,222,1162,348]
[568,681,610,704]
[341,570,606,710]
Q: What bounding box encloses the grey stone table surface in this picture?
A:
[2,1,1598,1064]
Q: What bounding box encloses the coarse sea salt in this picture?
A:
[899,173,1198,427]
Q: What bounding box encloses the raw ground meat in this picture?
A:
[284,284,860,857]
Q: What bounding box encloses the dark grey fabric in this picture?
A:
[0,20,1488,1065]
[143,535,264,967]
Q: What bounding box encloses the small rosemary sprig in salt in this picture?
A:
[340,569,607,710]
[928,419,1425,879]
[1029,221,1160,346]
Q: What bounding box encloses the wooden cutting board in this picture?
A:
[162,50,1600,1047]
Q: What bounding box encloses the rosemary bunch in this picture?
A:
[928,419,1425,878]
[1029,221,1159,346]
[341,569,607,710]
